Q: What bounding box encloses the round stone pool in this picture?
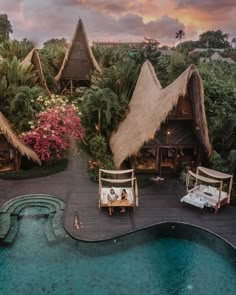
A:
[0,207,236,295]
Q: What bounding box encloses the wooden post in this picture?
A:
[195,166,199,187]
[156,146,159,173]
[186,171,190,193]
[216,181,223,214]
[98,169,102,208]
[228,176,233,204]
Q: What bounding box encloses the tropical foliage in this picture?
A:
[0,56,46,131]
[0,39,34,60]
[39,41,66,91]
[0,14,13,43]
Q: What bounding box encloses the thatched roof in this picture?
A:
[55,18,100,82]
[110,60,212,168]
[0,112,41,164]
[21,48,51,96]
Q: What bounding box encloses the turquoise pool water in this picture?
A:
[0,211,236,295]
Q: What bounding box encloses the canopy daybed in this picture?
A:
[99,169,138,215]
[181,166,233,213]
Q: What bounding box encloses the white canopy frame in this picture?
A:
[186,166,233,213]
[98,169,138,208]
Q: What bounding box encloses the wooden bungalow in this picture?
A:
[55,19,101,95]
[21,48,51,96]
[110,60,212,175]
[0,112,41,171]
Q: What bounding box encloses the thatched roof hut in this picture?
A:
[55,19,100,94]
[0,112,41,171]
[110,60,212,170]
[21,48,51,96]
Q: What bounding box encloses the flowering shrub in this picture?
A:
[87,160,104,182]
[22,106,84,163]
[87,156,114,182]
[35,94,80,114]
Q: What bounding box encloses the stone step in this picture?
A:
[0,195,65,244]
[1,195,64,213]
[2,216,19,245]
[0,213,11,240]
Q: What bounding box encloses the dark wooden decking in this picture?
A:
[1,155,236,246]
[63,156,236,246]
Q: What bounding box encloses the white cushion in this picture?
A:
[208,186,217,195]
[199,184,207,192]
[100,187,134,205]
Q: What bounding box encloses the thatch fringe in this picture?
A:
[21,48,51,96]
[0,112,41,164]
[55,18,101,82]
[110,60,212,168]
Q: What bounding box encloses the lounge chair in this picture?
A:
[98,169,138,212]
[183,166,233,213]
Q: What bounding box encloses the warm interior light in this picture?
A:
[167,130,171,135]
[95,123,100,131]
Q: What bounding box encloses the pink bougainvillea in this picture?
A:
[22,106,84,163]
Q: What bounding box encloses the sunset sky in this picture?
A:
[0,0,235,46]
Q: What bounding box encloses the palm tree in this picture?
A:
[9,85,45,132]
[175,30,185,50]
[81,87,121,139]
[5,56,36,87]
[0,39,34,60]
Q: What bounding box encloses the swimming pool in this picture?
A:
[0,208,236,295]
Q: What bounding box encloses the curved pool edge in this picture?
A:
[63,219,236,251]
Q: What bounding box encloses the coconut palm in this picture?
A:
[5,56,36,87]
[0,39,34,60]
[81,87,121,139]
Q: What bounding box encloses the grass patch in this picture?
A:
[0,159,68,180]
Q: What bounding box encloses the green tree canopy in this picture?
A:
[0,14,13,43]
[0,38,34,60]
[199,30,230,48]
[43,38,67,48]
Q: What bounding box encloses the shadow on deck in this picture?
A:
[63,156,236,246]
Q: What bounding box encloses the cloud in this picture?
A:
[60,0,141,15]
[176,0,235,11]
[0,0,23,12]
[0,0,235,46]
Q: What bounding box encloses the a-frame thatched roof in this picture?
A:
[21,48,51,96]
[0,112,41,164]
[110,60,212,168]
[55,18,100,82]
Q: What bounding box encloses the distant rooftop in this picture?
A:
[190,48,225,54]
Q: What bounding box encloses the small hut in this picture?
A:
[21,48,51,96]
[55,19,100,95]
[110,60,212,174]
[0,112,41,171]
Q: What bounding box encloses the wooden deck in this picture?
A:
[1,155,236,246]
[63,156,236,246]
